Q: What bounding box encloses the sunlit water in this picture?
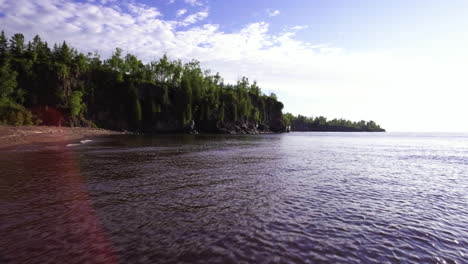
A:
[1,133,467,263]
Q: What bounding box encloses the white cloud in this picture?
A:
[290,25,308,30]
[179,10,209,26]
[176,9,187,17]
[98,0,117,4]
[267,9,280,17]
[184,0,202,6]
[0,0,467,132]
[128,3,161,21]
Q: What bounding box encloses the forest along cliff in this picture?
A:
[0,32,286,134]
[0,31,383,133]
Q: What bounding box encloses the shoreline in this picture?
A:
[0,125,388,149]
[0,126,125,149]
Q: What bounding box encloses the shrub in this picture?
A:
[0,98,34,125]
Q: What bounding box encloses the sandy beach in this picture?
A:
[0,126,124,149]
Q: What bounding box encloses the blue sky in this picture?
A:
[1,0,468,132]
[152,0,468,52]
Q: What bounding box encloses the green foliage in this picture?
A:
[54,41,73,65]
[9,33,25,57]
[0,31,9,65]
[249,108,258,121]
[134,99,142,124]
[178,74,193,124]
[69,91,83,116]
[283,112,294,126]
[0,63,17,98]
[0,98,34,125]
[286,113,385,132]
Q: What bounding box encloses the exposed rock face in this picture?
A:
[213,120,274,134]
[31,106,65,126]
[152,120,183,133]
[39,107,288,134]
[269,118,287,133]
[257,123,269,131]
[185,120,198,134]
[67,116,96,128]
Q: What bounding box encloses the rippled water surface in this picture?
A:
[1,133,467,263]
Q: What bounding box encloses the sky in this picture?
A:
[1,0,467,132]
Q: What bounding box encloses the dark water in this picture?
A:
[1,133,467,263]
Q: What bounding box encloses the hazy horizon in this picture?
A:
[1,0,467,132]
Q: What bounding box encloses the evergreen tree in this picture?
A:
[9,33,25,57]
[0,31,8,66]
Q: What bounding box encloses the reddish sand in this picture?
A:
[0,126,124,148]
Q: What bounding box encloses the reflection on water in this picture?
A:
[1,133,467,263]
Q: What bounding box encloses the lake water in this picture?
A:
[1,132,467,263]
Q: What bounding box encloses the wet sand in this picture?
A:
[0,126,124,149]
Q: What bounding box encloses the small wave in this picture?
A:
[67,139,93,147]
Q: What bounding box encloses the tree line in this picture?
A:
[0,31,285,132]
[283,113,385,132]
[0,30,384,133]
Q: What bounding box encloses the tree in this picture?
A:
[283,112,294,126]
[9,33,25,57]
[0,63,17,98]
[106,48,125,81]
[55,41,73,65]
[0,31,8,65]
[178,74,193,124]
